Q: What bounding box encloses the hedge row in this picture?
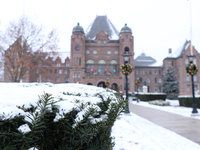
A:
[178,97,200,108]
[135,93,166,101]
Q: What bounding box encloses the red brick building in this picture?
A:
[4,15,200,96]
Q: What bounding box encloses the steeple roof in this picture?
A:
[85,15,119,40]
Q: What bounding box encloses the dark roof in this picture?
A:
[73,23,84,33]
[85,15,119,40]
[120,23,132,33]
[135,53,157,67]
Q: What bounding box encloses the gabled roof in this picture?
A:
[135,53,162,67]
[85,15,119,40]
[166,40,190,58]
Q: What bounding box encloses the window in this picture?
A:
[109,60,118,74]
[56,77,60,82]
[59,69,62,74]
[148,86,151,92]
[185,59,189,65]
[46,78,51,82]
[79,58,81,65]
[77,34,79,38]
[137,70,140,75]
[158,78,162,83]
[155,86,157,92]
[155,70,157,75]
[159,87,162,92]
[155,78,157,83]
[187,85,190,92]
[66,62,70,67]
[168,61,171,65]
[65,77,69,83]
[98,59,106,74]
[107,50,111,54]
[78,73,80,78]
[141,70,144,75]
[57,63,60,67]
[86,59,94,73]
[101,40,103,43]
[74,73,77,78]
[86,50,90,54]
[159,70,161,75]
[145,70,148,75]
[126,35,128,39]
[55,69,57,74]
[98,40,100,43]
[193,58,196,64]
[147,78,151,83]
[172,61,174,66]
[149,70,152,75]
[64,69,67,74]
[93,50,97,54]
[114,50,118,54]
[186,76,190,82]
[194,75,197,82]
[195,85,198,91]
[139,78,143,83]
[104,40,106,43]
[50,69,52,74]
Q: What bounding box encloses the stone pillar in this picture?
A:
[143,86,148,93]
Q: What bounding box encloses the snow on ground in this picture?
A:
[0,83,200,150]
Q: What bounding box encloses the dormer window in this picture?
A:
[57,63,60,67]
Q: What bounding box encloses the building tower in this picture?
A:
[70,23,86,83]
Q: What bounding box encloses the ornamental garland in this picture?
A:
[135,80,141,86]
[186,63,198,75]
[120,64,132,75]
[105,81,110,87]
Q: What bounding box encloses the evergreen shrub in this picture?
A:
[136,93,166,101]
[0,92,125,150]
[178,97,200,108]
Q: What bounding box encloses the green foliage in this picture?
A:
[162,67,179,99]
[178,97,200,108]
[0,91,125,150]
[136,93,166,101]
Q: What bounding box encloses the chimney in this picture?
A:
[169,48,172,54]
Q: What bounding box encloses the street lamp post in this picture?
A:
[123,54,130,114]
[187,55,198,115]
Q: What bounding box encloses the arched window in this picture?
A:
[109,60,118,74]
[98,59,106,74]
[78,73,80,78]
[87,83,93,85]
[124,47,129,52]
[86,59,95,73]
[46,78,51,82]
[74,73,77,78]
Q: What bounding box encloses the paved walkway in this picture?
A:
[129,103,200,145]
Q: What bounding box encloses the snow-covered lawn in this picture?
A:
[0,83,200,150]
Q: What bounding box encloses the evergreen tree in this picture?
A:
[162,67,179,99]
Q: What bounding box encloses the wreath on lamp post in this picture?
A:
[186,63,198,75]
[120,64,132,75]
[135,80,141,86]
[105,81,110,87]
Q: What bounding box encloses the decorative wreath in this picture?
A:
[135,80,141,86]
[120,64,132,75]
[105,81,110,87]
[186,63,198,75]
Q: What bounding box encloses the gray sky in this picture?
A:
[0,0,200,62]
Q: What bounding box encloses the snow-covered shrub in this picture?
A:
[0,91,125,149]
[149,100,170,106]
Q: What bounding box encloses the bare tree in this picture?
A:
[0,16,59,82]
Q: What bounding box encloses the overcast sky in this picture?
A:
[0,0,200,62]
